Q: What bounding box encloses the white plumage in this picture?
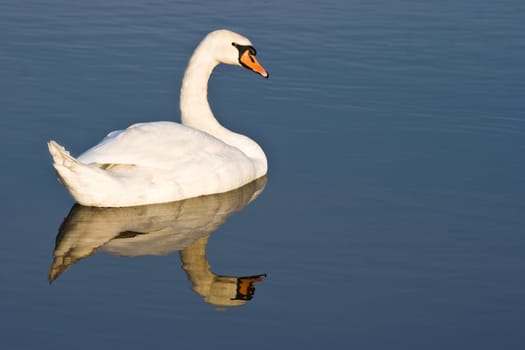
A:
[48,29,269,207]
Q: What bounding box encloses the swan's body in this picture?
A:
[48,30,269,207]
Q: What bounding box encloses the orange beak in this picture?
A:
[234,273,267,300]
[240,50,269,78]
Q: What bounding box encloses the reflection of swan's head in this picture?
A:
[180,236,267,308]
[198,29,268,78]
[203,274,267,308]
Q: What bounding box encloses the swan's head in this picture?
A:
[204,29,269,78]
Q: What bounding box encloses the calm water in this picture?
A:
[1,0,524,348]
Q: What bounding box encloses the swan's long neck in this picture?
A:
[179,40,267,175]
[180,44,220,132]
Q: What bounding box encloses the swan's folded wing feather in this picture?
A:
[77,121,257,194]
[78,121,245,169]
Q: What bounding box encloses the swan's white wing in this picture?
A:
[78,122,243,168]
[76,121,257,199]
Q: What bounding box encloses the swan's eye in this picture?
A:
[232,42,257,57]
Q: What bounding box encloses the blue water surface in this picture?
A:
[0,0,524,349]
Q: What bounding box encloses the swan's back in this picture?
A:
[79,122,244,167]
[79,121,258,189]
[47,122,259,207]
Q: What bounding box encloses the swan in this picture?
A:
[48,29,269,207]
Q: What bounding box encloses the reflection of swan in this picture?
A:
[49,177,267,307]
[48,29,269,207]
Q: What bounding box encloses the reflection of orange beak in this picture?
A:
[234,273,267,300]
[240,50,269,78]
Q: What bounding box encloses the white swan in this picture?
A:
[48,29,269,207]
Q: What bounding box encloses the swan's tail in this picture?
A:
[48,140,117,206]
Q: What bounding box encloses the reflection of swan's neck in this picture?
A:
[179,42,267,174]
[180,236,215,295]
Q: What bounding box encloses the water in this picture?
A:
[1,0,524,348]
